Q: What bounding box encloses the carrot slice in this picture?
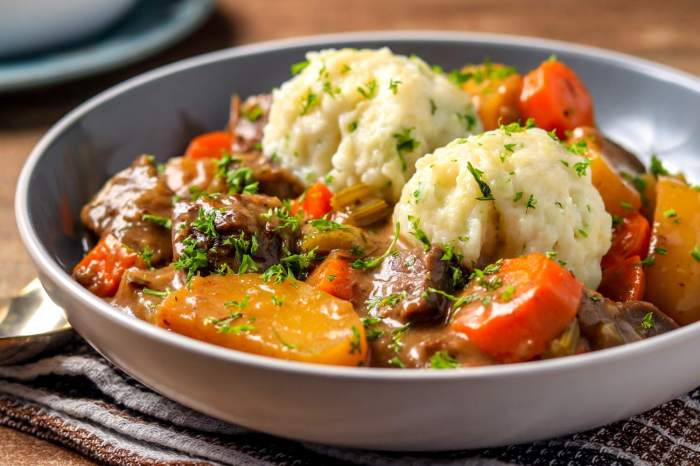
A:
[299,182,333,219]
[601,213,650,269]
[306,253,355,301]
[520,60,594,138]
[451,253,583,363]
[72,235,138,297]
[184,131,233,159]
[599,255,645,302]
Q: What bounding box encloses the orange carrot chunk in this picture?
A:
[306,253,355,301]
[599,255,645,302]
[184,131,233,159]
[520,60,594,138]
[451,253,583,363]
[601,213,650,269]
[299,182,333,219]
[72,235,138,298]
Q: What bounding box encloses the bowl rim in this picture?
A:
[16,30,700,381]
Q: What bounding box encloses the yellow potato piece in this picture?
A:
[590,151,642,217]
[156,274,367,366]
[645,177,700,325]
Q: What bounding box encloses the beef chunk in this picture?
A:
[81,155,173,264]
[365,246,452,323]
[171,193,298,278]
[112,266,181,322]
[577,290,678,349]
[229,94,272,153]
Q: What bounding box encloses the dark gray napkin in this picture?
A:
[0,336,697,465]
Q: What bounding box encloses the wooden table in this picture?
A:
[0,0,698,462]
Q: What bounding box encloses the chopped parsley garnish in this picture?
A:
[641,312,655,330]
[513,191,524,202]
[262,201,303,232]
[388,323,411,352]
[620,201,634,210]
[352,223,400,270]
[241,104,263,122]
[640,255,655,267]
[500,118,535,135]
[456,112,477,131]
[216,155,259,194]
[174,236,209,281]
[576,228,589,238]
[573,157,592,177]
[327,274,336,282]
[300,89,319,115]
[142,287,170,298]
[467,161,494,201]
[429,351,459,369]
[322,81,341,97]
[357,79,378,99]
[500,284,516,302]
[430,99,437,115]
[139,246,155,268]
[290,60,309,75]
[347,121,358,132]
[388,78,402,94]
[650,153,670,177]
[238,254,259,274]
[654,246,668,255]
[566,140,588,156]
[262,264,291,283]
[691,246,700,263]
[547,129,560,141]
[407,215,431,251]
[424,287,476,309]
[271,295,285,306]
[192,208,219,238]
[225,295,250,311]
[526,194,537,211]
[392,127,418,171]
[142,213,172,229]
[361,316,384,341]
[366,292,407,312]
[280,248,317,278]
[663,209,677,218]
[308,217,347,232]
[388,357,406,368]
[349,326,362,354]
[188,185,206,200]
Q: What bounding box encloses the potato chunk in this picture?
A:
[645,177,700,325]
[155,274,367,366]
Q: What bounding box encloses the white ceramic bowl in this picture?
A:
[0,0,137,57]
[15,32,700,451]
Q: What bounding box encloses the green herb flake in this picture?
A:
[142,287,170,298]
[352,223,400,270]
[467,161,494,201]
[388,78,402,94]
[142,213,172,229]
[663,209,678,218]
[641,312,655,330]
[392,127,418,171]
[650,153,670,177]
[290,60,310,75]
[349,326,362,354]
[691,246,700,263]
[429,351,459,369]
[357,79,378,99]
[407,215,431,251]
[300,89,319,115]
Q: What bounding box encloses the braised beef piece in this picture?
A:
[365,246,452,323]
[171,193,298,276]
[81,155,173,264]
[577,290,678,349]
[229,94,272,153]
[208,152,305,200]
[112,266,181,322]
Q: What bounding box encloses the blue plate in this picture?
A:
[0,0,213,93]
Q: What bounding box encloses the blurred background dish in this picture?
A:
[0,0,214,92]
[0,0,138,58]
